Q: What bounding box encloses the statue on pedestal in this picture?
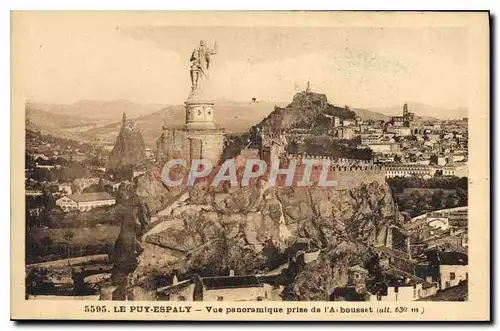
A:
[189,40,218,96]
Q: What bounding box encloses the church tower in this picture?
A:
[403,102,409,118]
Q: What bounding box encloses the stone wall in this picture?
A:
[186,129,225,166]
[156,128,225,166]
[273,161,386,191]
[156,129,190,162]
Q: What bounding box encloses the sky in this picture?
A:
[13,12,470,109]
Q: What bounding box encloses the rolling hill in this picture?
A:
[80,99,283,146]
[26,105,105,131]
[27,100,164,121]
[26,98,448,148]
[352,107,390,121]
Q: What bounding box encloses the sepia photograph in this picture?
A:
[10,10,490,321]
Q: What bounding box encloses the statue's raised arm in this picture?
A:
[208,41,218,55]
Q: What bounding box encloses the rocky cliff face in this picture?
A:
[107,114,147,171]
[254,91,356,133]
[124,172,399,299]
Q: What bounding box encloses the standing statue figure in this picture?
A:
[190,40,218,94]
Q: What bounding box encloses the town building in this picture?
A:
[156,274,283,302]
[331,264,437,302]
[391,116,405,127]
[368,268,437,302]
[342,119,355,127]
[390,102,415,128]
[385,164,435,179]
[417,250,468,291]
[338,126,356,139]
[347,265,369,293]
[56,192,116,212]
[387,125,412,136]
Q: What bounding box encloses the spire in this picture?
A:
[122,112,127,125]
[306,81,311,93]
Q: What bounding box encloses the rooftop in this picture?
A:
[202,275,265,290]
[438,251,468,266]
[67,192,115,203]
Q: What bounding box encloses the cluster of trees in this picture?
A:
[291,137,373,160]
[109,164,136,182]
[393,189,467,218]
[26,128,99,156]
[326,104,357,120]
[221,133,252,161]
[46,205,118,228]
[26,232,114,264]
[300,106,356,134]
[387,176,468,218]
[32,163,92,183]
[25,268,55,295]
[387,176,468,194]
[26,152,93,183]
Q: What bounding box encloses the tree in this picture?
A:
[445,193,460,208]
[26,268,55,295]
[431,190,445,210]
[97,178,106,192]
[456,188,468,206]
[63,230,75,258]
[40,236,53,255]
[456,177,468,190]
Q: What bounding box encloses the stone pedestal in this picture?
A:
[185,99,216,131]
[184,94,225,166]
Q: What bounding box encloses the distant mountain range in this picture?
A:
[26,99,286,146]
[27,100,165,121]
[25,99,467,147]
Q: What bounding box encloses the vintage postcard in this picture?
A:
[11,11,490,321]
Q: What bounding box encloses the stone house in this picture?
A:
[56,192,116,212]
[369,268,437,302]
[156,274,283,302]
[416,250,468,291]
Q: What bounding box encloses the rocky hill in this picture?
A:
[254,90,357,134]
[107,114,147,171]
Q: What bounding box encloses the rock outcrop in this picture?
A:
[107,113,147,171]
[121,173,399,300]
[254,91,356,133]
